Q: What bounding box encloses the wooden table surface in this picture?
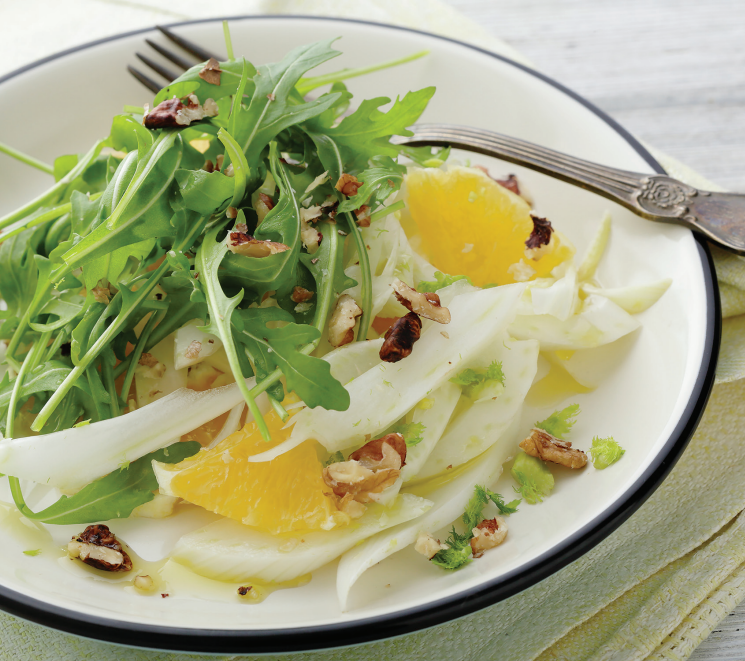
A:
[443,2,745,658]
[0,0,743,658]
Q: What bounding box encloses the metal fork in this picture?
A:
[130,28,745,255]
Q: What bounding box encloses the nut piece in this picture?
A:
[338,493,367,519]
[91,284,111,304]
[198,57,222,85]
[184,340,202,360]
[144,94,218,129]
[415,531,448,559]
[328,294,363,347]
[237,585,253,596]
[354,205,371,227]
[134,574,155,591]
[323,434,406,503]
[226,231,290,258]
[392,279,451,324]
[519,428,587,469]
[335,173,363,197]
[525,214,554,250]
[135,352,166,379]
[470,517,508,558]
[379,312,422,363]
[348,433,406,471]
[291,286,314,303]
[67,524,132,572]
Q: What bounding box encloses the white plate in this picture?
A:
[0,16,718,654]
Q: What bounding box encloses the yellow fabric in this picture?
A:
[1,1,744,659]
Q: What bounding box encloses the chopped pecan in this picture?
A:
[496,174,521,196]
[227,232,290,258]
[328,294,362,347]
[198,57,222,86]
[414,531,448,559]
[215,154,224,171]
[525,215,553,250]
[349,433,406,470]
[226,206,238,219]
[300,205,322,224]
[323,461,399,503]
[91,284,111,304]
[379,312,422,363]
[184,340,202,360]
[338,493,367,519]
[470,517,508,558]
[291,286,314,303]
[519,427,587,469]
[392,279,451,324]
[300,216,323,254]
[335,173,363,197]
[67,524,132,572]
[144,94,218,129]
[355,205,371,227]
[237,585,253,596]
[203,159,215,173]
[135,352,166,379]
[258,192,275,211]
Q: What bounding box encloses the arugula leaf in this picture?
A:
[336,157,406,213]
[0,360,89,410]
[399,144,451,168]
[19,441,199,525]
[173,169,234,215]
[511,452,554,504]
[232,39,342,177]
[0,228,39,319]
[449,360,504,401]
[392,421,426,447]
[588,436,625,469]
[535,403,580,439]
[417,271,473,293]
[313,87,435,169]
[154,58,257,106]
[196,224,270,440]
[108,114,153,153]
[234,312,349,410]
[58,132,183,274]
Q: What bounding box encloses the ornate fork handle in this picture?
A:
[395,124,745,254]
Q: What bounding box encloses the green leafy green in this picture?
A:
[449,360,505,400]
[398,144,451,168]
[323,451,345,467]
[535,403,580,439]
[310,87,435,169]
[484,487,521,515]
[511,452,554,504]
[417,271,473,293]
[336,157,406,213]
[588,436,625,469]
[18,441,199,525]
[392,421,426,447]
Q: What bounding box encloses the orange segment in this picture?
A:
[404,166,574,286]
[158,409,345,535]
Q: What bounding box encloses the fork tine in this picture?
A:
[135,52,177,82]
[145,38,194,71]
[127,65,162,94]
[156,25,223,62]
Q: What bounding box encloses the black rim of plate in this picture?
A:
[0,15,721,655]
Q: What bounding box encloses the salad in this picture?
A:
[0,25,672,610]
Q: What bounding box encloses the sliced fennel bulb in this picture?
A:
[509,294,640,351]
[0,380,266,492]
[336,437,511,611]
[416,336,538,481]
[249,283,526,462]
[580,280,672,315]
[169,493,432,583]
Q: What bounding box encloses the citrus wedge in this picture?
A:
[154,409,346,535]
[405,165,574,286]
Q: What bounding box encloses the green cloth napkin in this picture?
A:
[3,1,745,659]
